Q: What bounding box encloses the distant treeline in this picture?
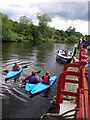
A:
[1,12,90,43]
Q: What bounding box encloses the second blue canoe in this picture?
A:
[31,76,57,95]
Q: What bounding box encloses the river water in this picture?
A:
[1,42,75,119]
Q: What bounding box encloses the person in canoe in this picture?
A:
[42,71,51,84]
[12,62,20,71]
[25,70,40,84]
[12,62,20,82]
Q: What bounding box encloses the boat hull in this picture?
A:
[56,54,72,64]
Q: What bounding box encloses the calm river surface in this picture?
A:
[1,42,75,119]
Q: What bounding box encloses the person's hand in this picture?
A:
[39,75,42,81]
[39,74,41,77]
[49,80,51,84]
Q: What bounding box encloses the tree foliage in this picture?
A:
[2,12,87,43]
[37,13,51,40]
[19,16,32,25]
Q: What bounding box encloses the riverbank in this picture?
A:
[2,39,77,45]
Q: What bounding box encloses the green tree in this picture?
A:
[53,35,60,42]
[2,12,88,43]
[2,14,10,41]
[66,26,72,32]
[19,16,32,25]
[66,26,76,36]
[37,13,51,40]
[67,35,78,43]
[75,32,83,38]
[47,27,55,39]
[30,24,41,43]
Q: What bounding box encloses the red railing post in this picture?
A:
[82,63,89,119]
[79,89,84,119]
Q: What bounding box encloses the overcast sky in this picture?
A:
[0,0,89,35]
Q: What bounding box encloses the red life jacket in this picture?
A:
[43,75,49,83]
[13,65,19,71]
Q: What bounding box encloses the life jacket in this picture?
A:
[13,65,19,71]
[29,75,36,83]
[43,75,49,83]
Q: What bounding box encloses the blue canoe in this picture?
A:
[25,76,39,92]
[5,67,23,81]
[31,76,57,95]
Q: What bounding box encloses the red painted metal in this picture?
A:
[56,43,90,119]
[65,79,79,84]
[89,97,90,119]
[61,90,77,97]
[78,44,89,119]
[78,89,84,119]
[63,63,81,71]
[82,67,89,119]
[56,71,81,113]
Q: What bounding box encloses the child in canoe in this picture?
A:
[25,70,40,84]
[42,71,51,84]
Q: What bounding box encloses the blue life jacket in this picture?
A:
[29,76,36,83]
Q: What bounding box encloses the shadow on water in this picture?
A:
[2,41,75,119]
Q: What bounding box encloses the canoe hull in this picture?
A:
[5,67,23,81]
[31,76,57,95]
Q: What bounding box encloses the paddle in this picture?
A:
[3,65,28,73]
[22,70,41,83]
[3,70,8,73]
[22,65,28,68]
[36,70,41,74]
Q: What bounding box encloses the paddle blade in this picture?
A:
[22,79,26,83]
[37,70,41,74]
[5,78,9,81]
[22,65,27,68]
[3,70,9,73]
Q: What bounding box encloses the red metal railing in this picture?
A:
[56,43,90,119]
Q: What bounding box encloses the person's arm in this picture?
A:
[35,76,40,82]
[87,40,89,46]
[25,75,31,80]
[42,76,44,79]
[48,76,51,83]
[17,65,20,70]
[48,76,50,79]
[12,65,14,70]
